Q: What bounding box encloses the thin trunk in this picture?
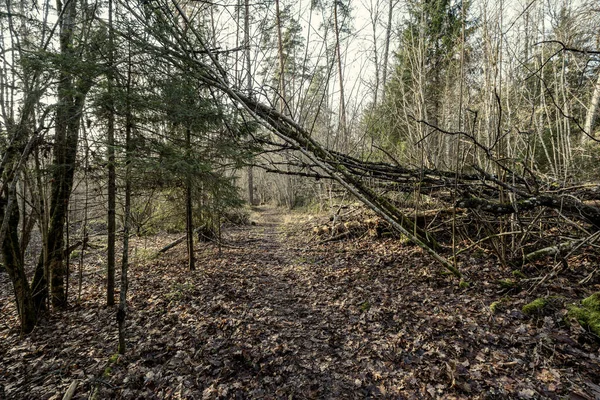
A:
[380,0,394,103]
[275,0,294,208]
[18,175,36,266]
[65,202,70,303]
[185,128,195,271]
[583,72,600,144]
[369,0,380,108]
[333,0,347,148]
[275,0,286,112]
[106,0,116,307]
[248,166,254,205]
[78,127,89,303]
[245,0,254,206]
[1,187,36,334]
[31,150,48,311]
[118,56,133,355]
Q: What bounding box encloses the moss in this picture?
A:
[569,292,600,337]
[522,298,547,315]
[490,299,505,313]
[103,353,120,377]
[360,301,371,312]
[459,280,470,289]
[568,306,600,336]
[512,269,527,279]
[490,302,500,313]
[70,250,81,260]
[581,293,600,312]
[499,279,521,290]
[397,234,411,244]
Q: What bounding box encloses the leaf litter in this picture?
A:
[1,206,600,399]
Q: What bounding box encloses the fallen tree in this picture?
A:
[120,2,600,275]
[456,195,600,229]
[120,2,463,277]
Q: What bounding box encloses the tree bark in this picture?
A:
[118,56,133,354]
[185,128,195,271]
[333,0,348,148]
[106,0,116,307]
[583,72,600,144]
[47,1,93,308]
[274,0,286,113]
[1,189,36,334]
[380,0,394,103]
[244,0,254,206]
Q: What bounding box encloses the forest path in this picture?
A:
[2,206,599,399]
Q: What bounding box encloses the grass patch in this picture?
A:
[166,282,195,303]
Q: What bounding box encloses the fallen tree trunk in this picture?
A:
[158,227,202,254]
[125,4,466,278]
[456,195,600,229]
[523,240,581,263]
[237,101,463,276]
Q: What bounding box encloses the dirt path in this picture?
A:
[1,206,599,399]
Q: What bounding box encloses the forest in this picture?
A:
[1,0,600,398]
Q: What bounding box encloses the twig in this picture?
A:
[529,231,600,293]
[579,269,597,285]
[319,231,351,243]
[450,231,521,259]
[62,380,79,400]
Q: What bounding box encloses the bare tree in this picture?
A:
[107,0,116,307]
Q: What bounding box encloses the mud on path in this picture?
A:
[1,206,599,399]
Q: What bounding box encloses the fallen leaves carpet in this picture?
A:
[1,206,599,399]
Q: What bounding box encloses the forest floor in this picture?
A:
[1,206,600,399]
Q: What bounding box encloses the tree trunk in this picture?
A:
[274,0,286,113]
[106,0,116,307]
[244,0,255,206]
[380,0,394,103]
[47,1,93,308]
[118,56,133,354]
[333,0,348,149]
[31,150,48,312]
[583,72,600,145]
[1,189,36,334]
[185,128,195,271]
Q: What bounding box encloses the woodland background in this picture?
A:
[1,0,600,398]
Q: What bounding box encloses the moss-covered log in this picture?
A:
[456,195,600,229]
